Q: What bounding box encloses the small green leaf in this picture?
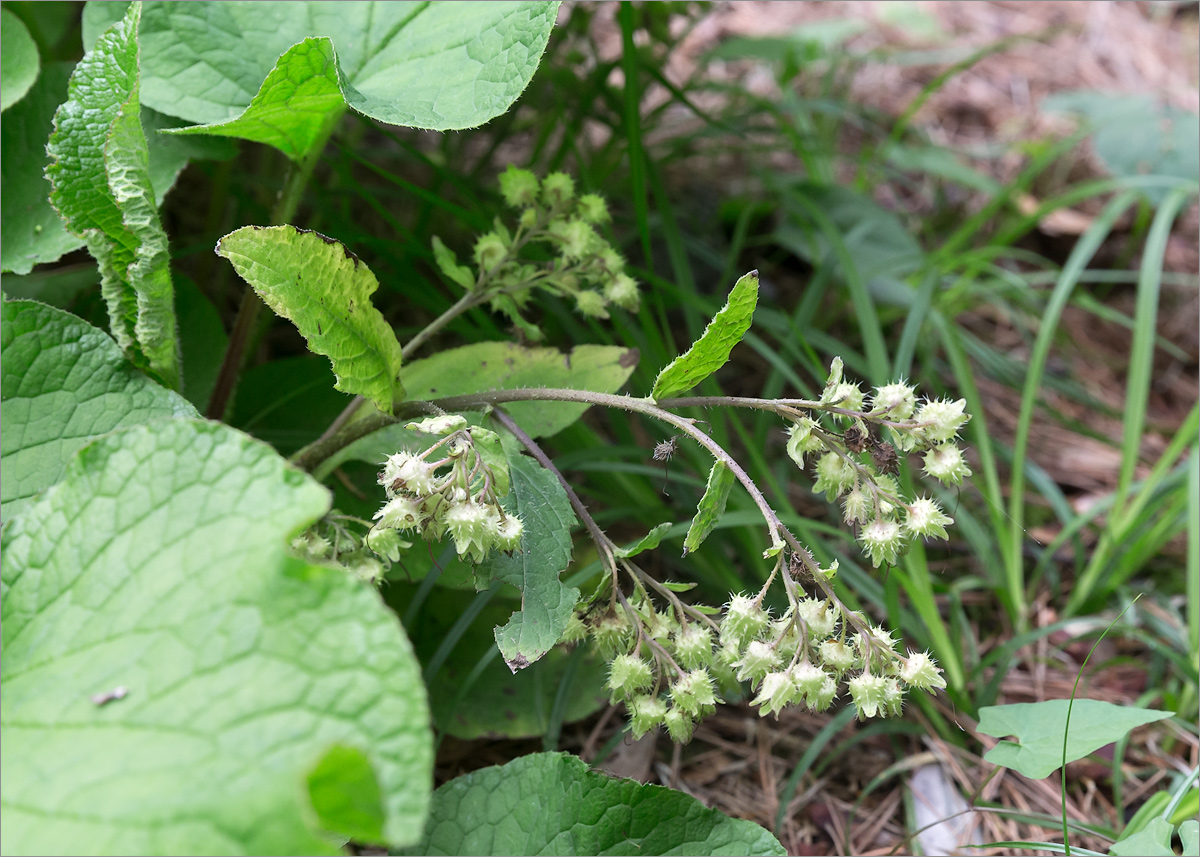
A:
[1109,818,1175,857]
[216,225,405,414]
[652,270,759,401]
[45,2,180,388]
[475,454,578,671]
[402,342,639,439]
[164,37,346,162]
[306,744,385,845]
[1180,820,1199,856]
[978,700,1173,779]
[1,419,432,852]
[683,462,736,556]
[406,414,469,436]
[1,8,40,111]
[408,752,786,856]
[135,1,560,131]
[470,425,511,498]
[613,521,674,558]
[0,61,83,274]
[661,580,698,592]
[431,236,475,292]
[1,299,195,520]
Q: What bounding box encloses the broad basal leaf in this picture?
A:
[683,462,735,556]
[475,453,578,671]
[1,8,40,111]
[408,752,787,856]
[978,699,1172,779]
[45,2,180,389]
[0,61,83,275]
[0,299,195,521]
[652,270,759,401]
[131,1,559,132]
[1109,819,1175,857]
[164,37,346,162]
[1180,820,1199,857]
[0,419,433,853]
[216,225,404,414]
[402,342,639,438]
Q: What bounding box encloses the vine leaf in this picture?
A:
[0,419,432,853]
[977,700,1172,779]
[406,752,786,856]
[474,454,578,672]
[651,270,759,401]
[45,1,180,389]
[683,462,736,556]
[0,298,196,521]
[216,225,405,414]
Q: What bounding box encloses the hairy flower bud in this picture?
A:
[608,654,654,700]
[663,706,696,743]
[818,639,859,675]
[721,594,770,648]
[792,660,830,709]
[848,670,890,719]
[859,518,905,568]
[604,273,640,311]
[498,165,539,207]
[366,527,409,562]
[574,289,609,319]
[670,669,718,718]
[752,670,798,717]
[559,613,588,645]
[904,497,953,540]
[380,452,441,497]
[593,613,633,659]
[871,381,917,419]
[495,515,524,551]
[797,598,839,640]
[734,640,780,684]
[923,443,972,485]
[374,495,424,531]
[899,650,947,691]
[577,193,610,224]
[542,171,575,205]
[473,231,507,271]
[673,625,714,670]
[914,398,969,442]
[814,452,857,500]
[628,694,667,739]
[842,483,871,525]
[824,382,863,416]
[786,418,824,469]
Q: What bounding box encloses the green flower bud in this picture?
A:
[818,638,858,675]
[842,483,871,525]
[673,625,714,670]
[542,171,575,205]
[856,624,899,673]
[752,670,798,717]
[366,527,409,562]
[374,495,424,531]
[550,218,597,261]
[519,207,538,229]
[380,452,441,497]
[734,640,780,684]
[670,669,718,718]
[498,165,539,206]
[495,515,524,551]
[560,613,588,645]
[785,418,824,469]
[663,706,696,743]
[574,289,610,319]
[607,654,654,700]
[593,613,633,659]
[577,192,610,223]
[859,518,905,568]
[824,382,863,417]
[796,598,838,640]
[473,231,508,271]
[814,452,856,500]
[812,675,839,711]
[444,499,500,563]
[904,497,953,540]
[872,474,901,517]
[871,382,916,419]
[604,273,640,311]
[923,443,972,485]
[598,246,627,275]
[848,670,890,719]
[721,594,770,648]
[628,694,667,738]
[914,398,969,442]
[898,650,946,691]
[792,660,830,709]
[347,554,384,585]
[291,531,332,560]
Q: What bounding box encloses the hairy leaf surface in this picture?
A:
[475,454,578,671]
[652,271,758,401]
[0,299,195,521]
[45,2,179,388]
[217,225,404,414]
[409,752,786,856]
[0,419,432,853]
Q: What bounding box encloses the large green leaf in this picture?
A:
[408,752,787,856]
[1109,818,1175,857]
[216,225,405,414]
[0,419,433,853]
[128,1,559,132]
[0,299,195,521]
[652,270,759,401]
[402,342,639,439]
[475,453,578,671]
[0,61,83,275]
[45,2,180,389]
[978,700,1173,779]
[390,585,606,740]
[164,36,345,162]
[683,461,735,556]
[1,8,40,111]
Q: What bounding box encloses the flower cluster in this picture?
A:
[372,415,522,564]
[788,358,971,568]
[430,166,640,341]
